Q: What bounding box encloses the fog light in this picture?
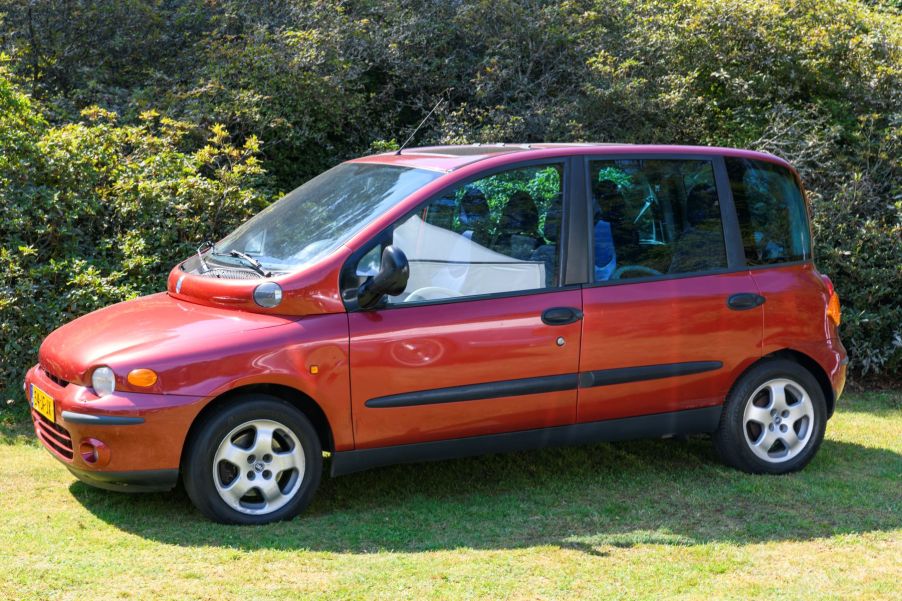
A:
[79,438,110,466]
[80,442,98,464]
[127,368,158,387]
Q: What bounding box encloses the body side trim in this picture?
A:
[365,361,724,408]
[578,361,723,388]
[365,373,579,408]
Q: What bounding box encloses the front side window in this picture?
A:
[726,158,811,265]
[589,158,727,281]
[365,163,565,304]
[211,163,441,273]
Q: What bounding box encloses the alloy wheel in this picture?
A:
[742,378,815,463]
[212,419,306,515]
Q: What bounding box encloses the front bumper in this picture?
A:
[25,364,203,491]
[66,466,179,493]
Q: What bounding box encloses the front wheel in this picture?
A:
[714,359,827,474]
[182,395,322,524]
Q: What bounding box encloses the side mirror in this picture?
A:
[357,245,409,309]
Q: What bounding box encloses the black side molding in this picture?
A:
[61,411,145,426]
[331,406,723,477]
[365,361,724,408]
[578,361,723,388]
[365,373,579,408]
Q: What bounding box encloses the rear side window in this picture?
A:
[589,158,727,282]
[726,158,811,265]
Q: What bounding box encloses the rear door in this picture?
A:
[577,155,763,422]
[345,160,584,449]
[723,156,830,358]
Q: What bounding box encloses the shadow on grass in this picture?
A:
[69,436,901,554]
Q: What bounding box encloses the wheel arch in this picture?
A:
[731,349,835,418]
[180,383,336,469]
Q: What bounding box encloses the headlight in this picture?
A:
[253,282,283,308]
[91,366,116,397]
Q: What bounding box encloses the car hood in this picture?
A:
[39,292,297,385]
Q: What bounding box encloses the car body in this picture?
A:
[25,143,847,522]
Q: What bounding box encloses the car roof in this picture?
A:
[349,143,793,173]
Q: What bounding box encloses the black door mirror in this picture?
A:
[357,245,409,309]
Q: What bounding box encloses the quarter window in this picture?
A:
[589,159,727,281]
[726,158,811,265]
[370,164,565,304]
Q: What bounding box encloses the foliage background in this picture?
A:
[0,0,899,404]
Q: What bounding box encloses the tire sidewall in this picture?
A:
[183,394,322,524]
[721,359,827,474]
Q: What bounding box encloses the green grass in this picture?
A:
[1,390,899,600]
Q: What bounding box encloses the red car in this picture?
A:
[25,144,847,524]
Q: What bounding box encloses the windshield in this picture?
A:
[212,163,442,272]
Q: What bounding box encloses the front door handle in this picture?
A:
[542,306,584,326]
[727,293,766,311]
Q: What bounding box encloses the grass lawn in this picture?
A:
[0,389,899,600]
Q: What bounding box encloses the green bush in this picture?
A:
[0,69,272,398]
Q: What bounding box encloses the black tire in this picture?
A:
[182,394,322,524]
[713,359,827,474]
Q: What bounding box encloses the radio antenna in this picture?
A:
[396,90,450,155]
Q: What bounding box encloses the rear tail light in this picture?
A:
[820,274,841,327]
[827,290,842,326]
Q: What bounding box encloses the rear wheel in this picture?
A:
[714,359,826,474]
[182,395,322,524]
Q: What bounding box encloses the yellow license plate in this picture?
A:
[31,385,55,422]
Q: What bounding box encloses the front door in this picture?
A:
[577,155,763,422]
[346,161,583,449]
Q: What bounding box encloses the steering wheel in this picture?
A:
[612,265,662,280]
[404,287,463,303]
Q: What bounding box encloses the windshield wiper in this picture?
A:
[227,249,271,278]
[196,240,214,273]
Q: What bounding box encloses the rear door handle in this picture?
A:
[727,293,766,311]
[542,306,583,326]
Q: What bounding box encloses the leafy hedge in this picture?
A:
[0,0,900,404]
[0,70,272,398]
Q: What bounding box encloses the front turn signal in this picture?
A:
[127,368,158,387]
[827,291,841,326]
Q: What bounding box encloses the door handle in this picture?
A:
[542,306,584,326]
[727,293,766,311]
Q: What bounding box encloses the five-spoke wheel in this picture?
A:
[183,395,322,524]
[742,378,815,463]
[213,419,306,515]
[714,359,826,474]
